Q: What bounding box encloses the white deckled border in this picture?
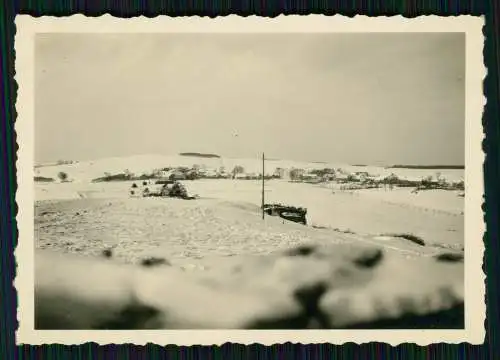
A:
[14,14,486,346]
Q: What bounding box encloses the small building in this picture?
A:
[203,169,219,178]
[321,174,336,182]
[159,170,186,180]
[157,170,170,178]
[273,168,286,179]
[301,173,320,181]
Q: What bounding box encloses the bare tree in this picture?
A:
[232,165,245,178]
[289,168,304,182]
[57,171,68,182]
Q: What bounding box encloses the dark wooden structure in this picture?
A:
[262,203,308,225]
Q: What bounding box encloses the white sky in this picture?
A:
[35,32,465,166]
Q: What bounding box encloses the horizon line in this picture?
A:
[34,152,465,170]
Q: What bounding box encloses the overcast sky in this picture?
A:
[35,32,465,165]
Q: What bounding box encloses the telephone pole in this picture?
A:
[262,152,265,220]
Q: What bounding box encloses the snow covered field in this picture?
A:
[35,179,464,252]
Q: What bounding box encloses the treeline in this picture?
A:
[92,173,157,183]
[34,176,55,182]
[389,165,465,170]
[179,152,220,158]
[35,160,77,168]
[34,172,70,182]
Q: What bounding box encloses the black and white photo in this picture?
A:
[15,15,485,345]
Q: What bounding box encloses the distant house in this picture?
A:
[233,172,261,180]
[218,170,231,179]
[301,173,317,180]
[203,169,219,178]
[281,168,291,179]
[321,173,336,182]
[272,167,293,179]
[185,169,199,180]
[335,173,351,182]
[197,168,207,176]
[159,170,186,180]
[273,168,286,179]
[354,172,370,183]
[372,175,387,183]
[157,170,170,178]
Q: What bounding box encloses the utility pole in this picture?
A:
[262,152,265,220]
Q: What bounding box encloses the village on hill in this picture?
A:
[36,156,465,192]
[34,155,465,228]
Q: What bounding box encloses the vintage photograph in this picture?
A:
[15,15,485,345]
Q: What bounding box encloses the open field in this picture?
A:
[36,177,464,254]
[33,156,465,329]
[34,154,465,183]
